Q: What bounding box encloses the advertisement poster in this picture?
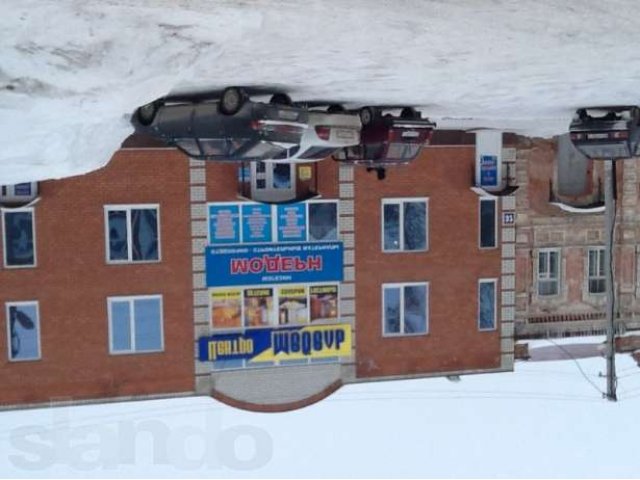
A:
[205,242,344,287]
[208,204,240,244]
[278,286,308,325]
[210,288,242,329]
[480,155,498,188]
[243,288,274,327]
[277,204,307,242]
[309,285,339,322]
[241,204,273,243]
[198,323,352,363]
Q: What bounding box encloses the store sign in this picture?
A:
[198,323,352,363]
[480,155,498,187]
[277,204,306,242]
[206,242,343,287]
[208,204,240,244]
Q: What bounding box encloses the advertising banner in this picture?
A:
[241,203,273,243]
[278,286,308,325]
[479,155,498,187]
[205,242,344,287]
[198,323,352,363]
[208,204,240,244]
[310,285,339,322]
[243,288,275,327]
[277,204,306,242]
[210,288,242,329]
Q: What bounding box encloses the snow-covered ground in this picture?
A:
[2,0,640,184]
[0,337,638,478]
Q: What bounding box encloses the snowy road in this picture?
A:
[2,0,640,183]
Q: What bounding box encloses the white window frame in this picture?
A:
[381,282,430,337]
[587,246,606,295]
[478,197,498,249]
[537,248,561,297]
[5,300,41,362]
[2,207,37,268]
[104,204,161,264]
[381,198,429,253]
[477,279,498,331]
[107,295,164,355]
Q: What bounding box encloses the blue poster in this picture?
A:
[480,155,498,187]
[242,204,272,243]
[209,204,240,244]
[205,242,344,287]
[277,204,307,242]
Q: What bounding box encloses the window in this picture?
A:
[108,295,163,354]
[382,283,429,336]
[538,249,560,296]
[6,301,41,361]
[588,247,606,294]
[105,205,160,263]
[479,197,497,248]
[382,198,428,252]
[2,208,36,267]
[308,201,338,242]
[478,279,497,330]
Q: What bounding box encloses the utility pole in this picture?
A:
[604,159,617,402]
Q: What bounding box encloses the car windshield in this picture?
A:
[175,138,201,157]
[239,141,286,161]
[297,146,336,160]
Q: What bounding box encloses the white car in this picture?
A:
[269,108,361,163]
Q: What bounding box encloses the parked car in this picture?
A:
[332,106,436,179]
[131,87,309,162]
[569,106,640,160]
[274,107,361,162]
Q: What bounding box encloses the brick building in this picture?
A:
[514,135,640,338]
[0,131,515,412]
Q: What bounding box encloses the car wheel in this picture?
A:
[220,86,245,115]
[136,101,160,126]
[360,107,376,126]
[327,104,345,113]
[401,107,419,119]
[270,93,293,106]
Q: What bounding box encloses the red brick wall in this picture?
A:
[354,147,502,378]
[0,150,194,405]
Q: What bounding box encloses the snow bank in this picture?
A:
[2,1,640,183]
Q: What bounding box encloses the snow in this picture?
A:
[3,0,640,184]
[0,350,639,477]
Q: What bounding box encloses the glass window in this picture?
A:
[588,247,606,294]
[272,164,292,189]
[105,206,159,263]
[6,302,40,361]
[308,202,338,242]
[478,280,497,330]
[382,199,428,252]
[108,296,163,354]
[3,209,36,267]
[199,139,228,156]
[538,249,560,296]
[383,283,428,336]
[480,198,497,248]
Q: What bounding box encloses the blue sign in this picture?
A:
[480,155,498,187]
[277,204,306,242]
[206,242,344,287]
[242,204,272,243]
[14,183,32,196]
[209,204,240,244]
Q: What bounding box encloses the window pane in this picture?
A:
[480,200,496,248]
[549,251,558,279]
[403,202,426,251]
[8,304,39,360]
[479,282,496,330]
[538,252,547,276]
[108,210,128,261]
[384,287,401,334]
[589,279,605,294]
[538,280,558,296]
[272,164,292,189]
[597,250,605,276]
[4,211,34,266]
[404,285,427,334]
[383,204,400,250]
[308,202,337,241]
[110,301,131,352]
[132,209,158,261]
[588,250,597,277]
[134,298,162,351]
